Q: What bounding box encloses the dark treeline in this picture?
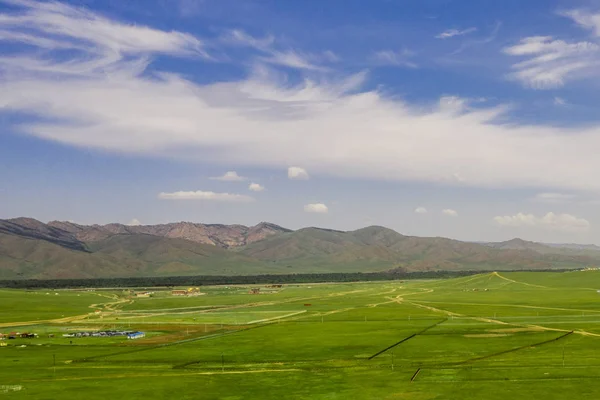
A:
[0,269,574,289]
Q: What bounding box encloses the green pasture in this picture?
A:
[0,289,114,323]
[2,271,600,399]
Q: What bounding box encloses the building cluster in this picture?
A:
[172,287,203,296]
[0,332,37,340]
[134,291,154,298]
[62,330,145,339]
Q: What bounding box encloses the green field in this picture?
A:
[2,271,600,399]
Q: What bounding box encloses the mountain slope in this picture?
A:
[87,234,282,276]
[0,232,131,279]
[0,232,285,279]
[1,218,599,279]
[0,218,87,252]
[239,227,598,272]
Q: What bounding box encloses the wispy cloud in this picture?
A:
[223,29,328,70]
[503,10,600,89]
[562,9,600,37]
[503,36,599,89]
[448,22,501,56]
[222,29,275,51]
[6,2,600,194]
[494,212,590,232]
[531,192,576,204]
[436,27,477,39]
[210,171,247,182]
[414,207,428,214]
[553,96,568,106]
[372,49,417,68]
[0,0,209,78]
[322,50,340,63]
[261,50,326,71]
[158,190,254,202]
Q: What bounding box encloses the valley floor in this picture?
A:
[2,271,600,399]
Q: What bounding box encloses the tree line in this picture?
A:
[0,269,573,289]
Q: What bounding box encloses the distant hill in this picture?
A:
[239,227,596,272]
[0,218,599,279]
[481,238,600,256]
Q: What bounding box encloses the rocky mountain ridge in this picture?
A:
[43,220,291,248]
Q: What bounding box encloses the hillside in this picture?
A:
[1,218,599,279]
[239,227,598,272]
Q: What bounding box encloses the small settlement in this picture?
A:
[62,330,145,339]
[172,287,204,296]
[0,330,147,343]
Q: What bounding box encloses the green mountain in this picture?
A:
[0,218,599,279]
[239,226,597,272]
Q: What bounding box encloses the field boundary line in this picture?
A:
[452,331,574,366]
[410,368,421,382]
[416,300,600,314]
[246,310,306,324]
[368,319,446,360]
[493,272,549,288]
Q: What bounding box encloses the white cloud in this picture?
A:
[127,218,141,226]
[415,207,428,214]
[158,190,254,202]
[503,36,599,88]
[563,9,600,37]
[494,212,590,232]
[442,209,458,217]
[304,203,328,213]
[6,2,600,193]
[435,28,477,39]
[210,171,247,182]
[372,49,417,68]
[248,182,265,192]
[288,167,309,180]
[531,192,576,203]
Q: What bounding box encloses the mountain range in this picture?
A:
[1,217,599,279]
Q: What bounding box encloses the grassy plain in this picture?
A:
[2,271,600,399]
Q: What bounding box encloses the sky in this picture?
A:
[3,0,600,244]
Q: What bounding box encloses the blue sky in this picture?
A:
[2,0,600,243]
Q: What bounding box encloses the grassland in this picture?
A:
[2,271,600,399]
